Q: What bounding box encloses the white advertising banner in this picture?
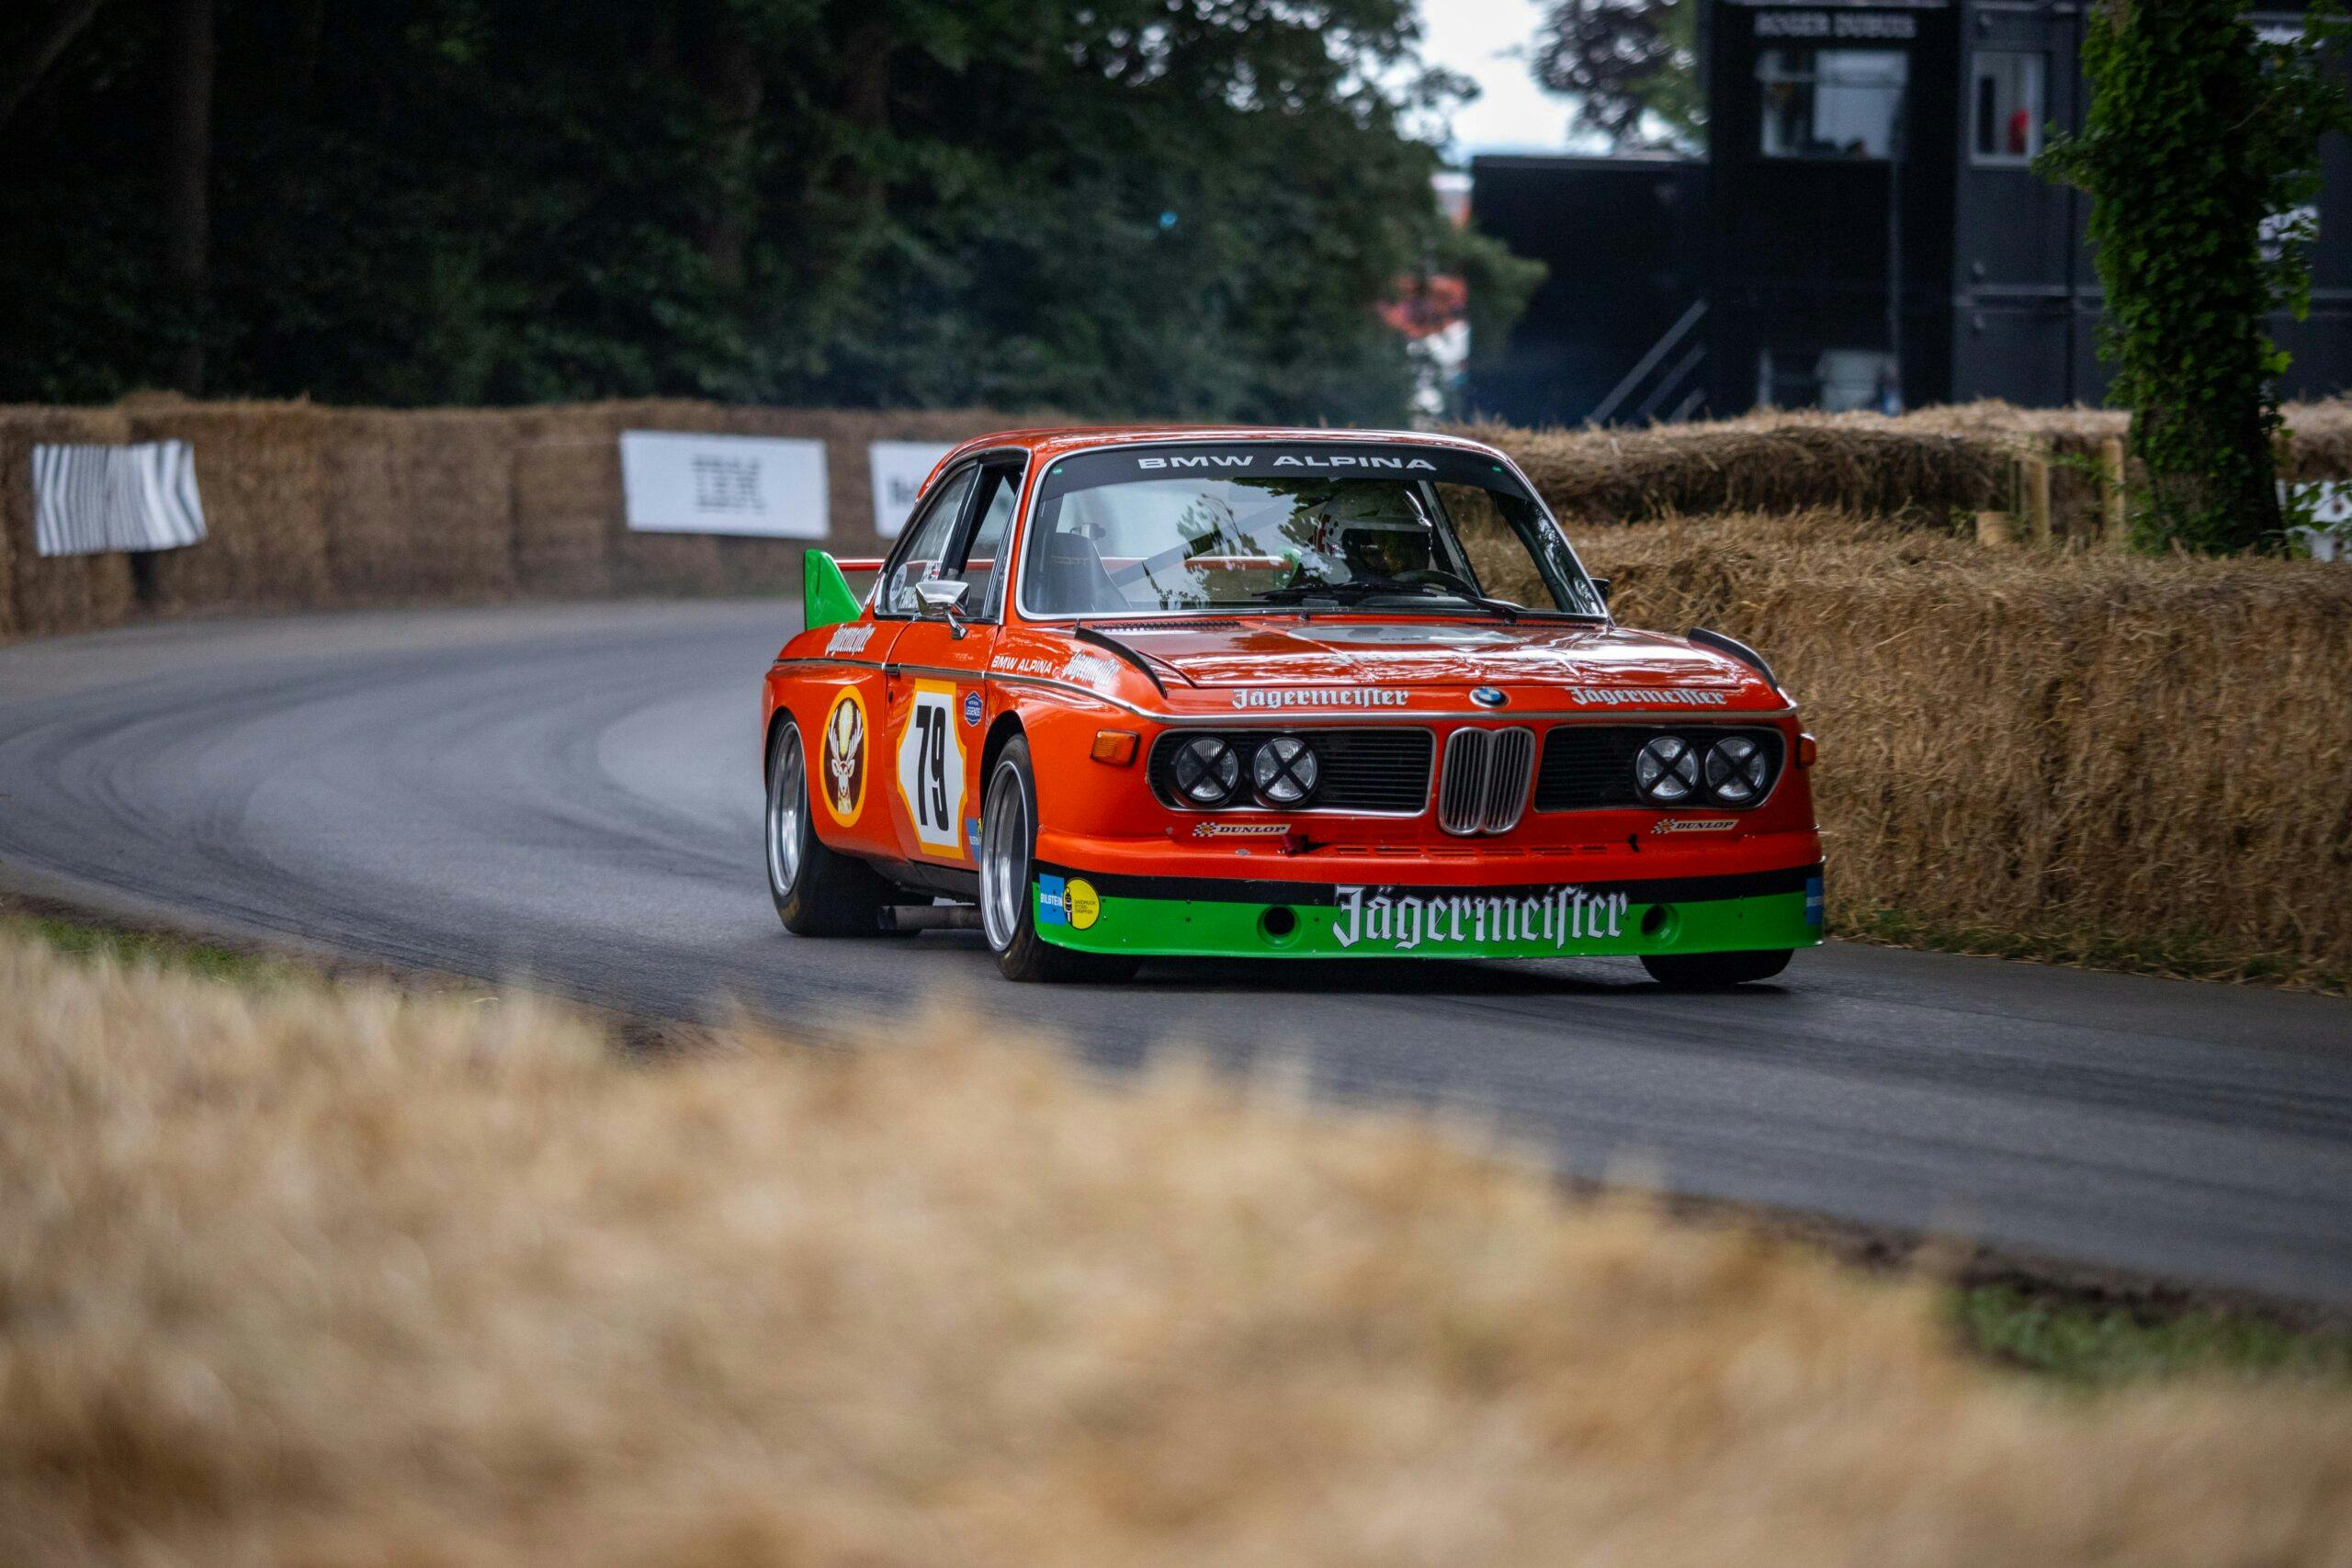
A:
[868,442,956,538]
[620,431,828,538]
[31,442,208,557]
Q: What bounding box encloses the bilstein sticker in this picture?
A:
[820,688,866,827]
[1331,885,1630,953]
[1034,874,1100,929]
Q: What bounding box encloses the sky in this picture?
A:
[1417,0,1581,158]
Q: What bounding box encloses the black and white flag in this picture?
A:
[31,442,208,558]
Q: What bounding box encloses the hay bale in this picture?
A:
[121,400,333,615]
[1584,510,2352,985]
[2282,400,2352,483]
[326,410,519,604]
[0,407,138,637]
[1476,414,2010,526]
[513,407,620,598]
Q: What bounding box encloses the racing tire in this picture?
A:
[766,718,894,936]
[978,739,1138,984]
[1639,948,1793,988]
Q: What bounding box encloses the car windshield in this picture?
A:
[1019,443,1605,618]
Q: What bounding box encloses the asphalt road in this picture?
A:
[3,602,2347,1303]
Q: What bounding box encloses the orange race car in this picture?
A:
[761,427,1823,985]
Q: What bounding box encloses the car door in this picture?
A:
[880,455,1024,870]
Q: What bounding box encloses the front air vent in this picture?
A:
[1147,728,1433,814]
[1087,619,1242,632]
[1533,726,1785,812]
[1438,726,1536,836]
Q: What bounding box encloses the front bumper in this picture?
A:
[1031,861,1825,960]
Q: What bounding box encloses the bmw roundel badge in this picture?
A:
[1471,686,1508,709]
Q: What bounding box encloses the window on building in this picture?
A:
[1758,348,1902,414]
[1973,51,2046,164]
[1758,49,1909,160]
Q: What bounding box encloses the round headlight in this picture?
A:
[1634,735,1700,803]
[1251,735,1319,804]
[1705,736,1770,805]
[1171,735,1241,806]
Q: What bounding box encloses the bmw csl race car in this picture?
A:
[762,427,1824,986]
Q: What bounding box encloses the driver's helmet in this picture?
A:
[1310,491,1436,581]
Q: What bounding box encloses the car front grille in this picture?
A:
[1533,726,1785,811]
[1437,726,1536,836]
[1147,728,1434,813]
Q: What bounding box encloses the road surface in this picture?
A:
[2,603,2346,1302]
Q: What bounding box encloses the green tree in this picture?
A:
[1531,0,1702,152]
[2039,0,2351,552]
[0,0,1537,425]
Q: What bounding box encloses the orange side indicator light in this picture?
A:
[1798,733,1818,769]
[1091,730,1140,766]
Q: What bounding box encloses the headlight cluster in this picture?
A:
[1636,733,1771,807]
[1170,733,1319,807]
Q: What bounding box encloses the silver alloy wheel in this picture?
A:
[767,723,807,899]
[978,759,1028,952]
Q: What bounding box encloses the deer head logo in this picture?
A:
[822,693,865,821]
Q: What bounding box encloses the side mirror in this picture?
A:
[913,577,971,637]
[1589,576,1612,604]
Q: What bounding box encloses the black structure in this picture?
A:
[1466,0,2351,424]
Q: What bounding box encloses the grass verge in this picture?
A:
[1957,1286,2352,1388]
[5,925,2351,1564]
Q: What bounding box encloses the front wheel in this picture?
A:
[1639,948,1793,988]
[767,719,894,936]
[978,739,1136,984]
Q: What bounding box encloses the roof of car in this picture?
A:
[936,424,1510,467]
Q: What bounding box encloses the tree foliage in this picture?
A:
[1530,0,1702,152]
[2039,0,2351,552]
[0,0,1535,423]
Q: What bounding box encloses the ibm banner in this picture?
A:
[619,431,828,538]
[868,442,956,538]
[32,442,208,558]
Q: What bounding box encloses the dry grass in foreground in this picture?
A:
[4,935,2350,1567]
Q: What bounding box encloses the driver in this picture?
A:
[1307,490,1439,581]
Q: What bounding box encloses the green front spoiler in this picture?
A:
[1030,864,1825,960]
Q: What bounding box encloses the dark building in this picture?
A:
[1466,0,2351,424]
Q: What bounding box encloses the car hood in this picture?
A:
[1096,616,1772,698]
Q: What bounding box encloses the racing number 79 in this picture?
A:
[915,703,950,834]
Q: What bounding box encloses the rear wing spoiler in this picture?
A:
[802,550,886,631]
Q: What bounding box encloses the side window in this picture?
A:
[881,467,977,616]
[1972,51,2045,165]
[1758,49,1908,159]
[953,464,1023,618]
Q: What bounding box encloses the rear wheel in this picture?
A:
[766,719,894,936]
[1639,948,1793,988]
[979,739,1137,984]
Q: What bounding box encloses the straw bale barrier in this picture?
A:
[326,409,523,603]
[1581,512,2352,986]
[1472,399,2352,538]
[119,398,334,615]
